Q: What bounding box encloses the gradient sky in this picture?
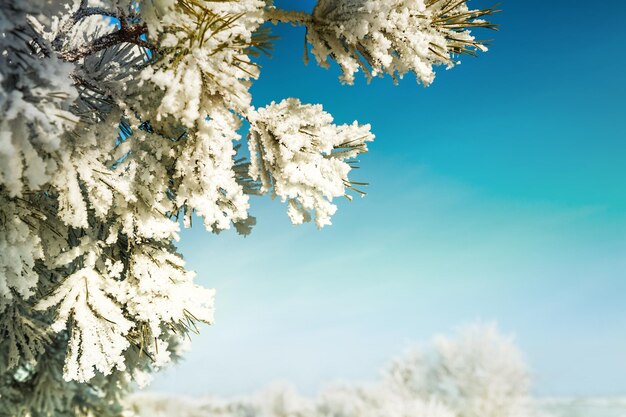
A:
[150,0,626,397]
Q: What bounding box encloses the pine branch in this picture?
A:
[264,8,312,25]
[59,22,152,62]
[47,0,157,62]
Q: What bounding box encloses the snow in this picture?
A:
[126,395,626,417]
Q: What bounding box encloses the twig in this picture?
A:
[59,23,151,62]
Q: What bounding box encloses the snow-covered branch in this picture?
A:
[248,98,374,228]
[58,22,151,62]
[267,0,497,85]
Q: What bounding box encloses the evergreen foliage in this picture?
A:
[0,1,494,415]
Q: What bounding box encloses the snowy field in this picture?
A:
[129,395,626,417]
[537,398,626,417]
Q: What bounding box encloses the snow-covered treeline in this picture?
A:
[128,324,540,417]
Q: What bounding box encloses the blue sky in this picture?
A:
[150,0,626,397]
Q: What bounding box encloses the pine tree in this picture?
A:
[0,1,496,415]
